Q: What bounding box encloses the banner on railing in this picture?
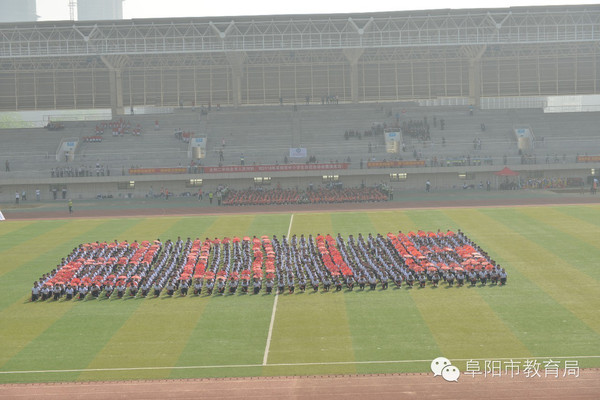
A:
[129,167,188,175]
[367,160,425,168]
[128,163,350,175]
[577,155,600,163]
[204,163,349,173]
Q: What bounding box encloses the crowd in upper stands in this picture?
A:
[51,162,112,178]
[400,118,431,141]
[344,122,387,140]
[174,129,194,143]
[6,105,594,194]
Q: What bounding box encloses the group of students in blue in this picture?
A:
[31,229,507,302]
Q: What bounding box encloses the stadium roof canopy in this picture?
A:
[0,4,599,112]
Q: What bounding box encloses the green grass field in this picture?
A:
[1,205,599,384]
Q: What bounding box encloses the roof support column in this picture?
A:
[226,51,247,108]
[469,59,482,107]
[108,69,124,116]
[466,45,487,107]
[343,48,364,103]
[101,56,124,116]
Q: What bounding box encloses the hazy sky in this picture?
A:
[35,0,599,21]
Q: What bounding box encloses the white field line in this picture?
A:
[287,214,294,238]
[2,356,600,375]
[262,294,278,366]
[261,214,293,366]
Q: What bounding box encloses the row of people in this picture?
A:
[51,164,111,178]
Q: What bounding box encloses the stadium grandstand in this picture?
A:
[1,5,600,202]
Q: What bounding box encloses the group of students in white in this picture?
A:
[31,229,507,302]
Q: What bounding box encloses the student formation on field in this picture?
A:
[31,229,507,302]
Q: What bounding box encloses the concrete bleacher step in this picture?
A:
[2,105,600,176]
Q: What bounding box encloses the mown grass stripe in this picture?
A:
[0,218,138,371]
[170,214,290,380]
[75,298,205,381]
[530,207,600,250]
[405,209,459,233]
[354,209,441,374]
[170,294,274,380]
[0,220,74,277]
[202,214,258,239]
[463,208,600,336]
[344,289,442,374]
[0,221,36,251]
[246,213,292,239]
[260,211,353,376]
[367,210,419,234]
[290,213,333,237]
[76,214,256,381]
[330,212,375,236]
[443,208,600,364]
[404,209,531,361]
[558,205,600,228]
[0,219,117,312]
[0,298,143,384]
[410,282,532,360]
[264,292,357,376]
[0,217,186,381]
[512,207,600,281]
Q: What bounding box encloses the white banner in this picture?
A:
[289,148,307,158]
[0,211,5,221]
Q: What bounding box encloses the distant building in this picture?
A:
[77,0,123,21]
[0,0,37,23]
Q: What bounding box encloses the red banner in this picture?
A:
[129,167,188,175]
[577,155,600,163]
[367,160,425,168]
[203,163,349,173]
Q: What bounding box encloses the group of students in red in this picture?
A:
[94,118,143,137]
[304,187,388,204]
[223,188,301,206]
[222,186,388,206]
[31,227,506,302]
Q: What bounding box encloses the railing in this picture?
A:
[2,31,598,58]
[1,8,598,58]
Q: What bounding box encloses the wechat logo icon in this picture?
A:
[431,357,460,382]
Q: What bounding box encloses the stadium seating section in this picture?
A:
[2,104,600,178]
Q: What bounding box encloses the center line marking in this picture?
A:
[262,294,279,366]
[262,214,293,366]
[287,214,294,238]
